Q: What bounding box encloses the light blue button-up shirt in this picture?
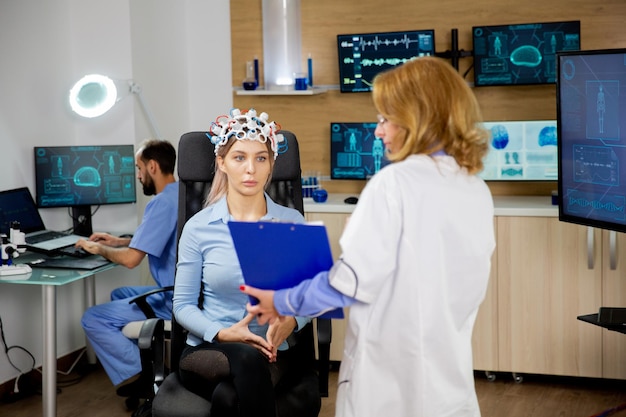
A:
[173,194,309,349]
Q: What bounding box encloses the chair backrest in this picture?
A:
[170,130,304,371]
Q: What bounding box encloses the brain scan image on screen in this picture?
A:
[479,120,558,181]
[473,21,580,86]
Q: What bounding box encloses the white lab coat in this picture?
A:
[329,154,495,417]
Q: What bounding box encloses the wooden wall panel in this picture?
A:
[230,0,626,196]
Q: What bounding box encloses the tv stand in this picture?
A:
[71,205,93,237]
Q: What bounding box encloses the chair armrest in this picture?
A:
[316,318,332,397]
[138,318,166,390]
[128,286,174,318]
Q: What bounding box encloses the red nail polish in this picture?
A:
[239,285,245,291]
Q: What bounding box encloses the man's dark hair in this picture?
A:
[138,139,176,175]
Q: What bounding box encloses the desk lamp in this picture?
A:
[69,74,162,139]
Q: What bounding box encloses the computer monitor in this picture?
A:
[557,48,626,232]
[478,120,558,181]
[472,20,580,87]
[34,145,137,235]
[337,29,435,93]
[330,122,389,180]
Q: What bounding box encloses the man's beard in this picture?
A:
[142,176,156,196]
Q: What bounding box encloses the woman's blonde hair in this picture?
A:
[204,137,275,207]
[372,56,489,174]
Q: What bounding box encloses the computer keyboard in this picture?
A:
[27,231,67,244]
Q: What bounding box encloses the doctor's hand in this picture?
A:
[88,232,126,247]
[74,239,101,255]
[215,312,274,360]
[240,285,281,325]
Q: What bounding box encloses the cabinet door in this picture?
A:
[305,212,350,260]
[471,220,499,371]
[601,230,626,379]
[497,217,603,377]
[306,212,350,361]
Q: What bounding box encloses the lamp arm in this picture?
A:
[128,81,162,139]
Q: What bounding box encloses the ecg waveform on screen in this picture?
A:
[338,30,434,92]
[347,34,421,51]
[350,57,413,67]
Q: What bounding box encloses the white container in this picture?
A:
[262,0,302,90]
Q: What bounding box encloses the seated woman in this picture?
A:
[173,108,314,417]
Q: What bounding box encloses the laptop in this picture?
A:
[28,255,112,270]
[0,187,84,254]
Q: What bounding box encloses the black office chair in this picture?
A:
[140,130,331,417]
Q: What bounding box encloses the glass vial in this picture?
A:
[243,60,257,90]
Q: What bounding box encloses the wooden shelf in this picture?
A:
[234,86,328,96]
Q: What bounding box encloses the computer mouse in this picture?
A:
[344,196,358,205]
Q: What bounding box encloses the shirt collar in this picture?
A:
[207,193,285,224]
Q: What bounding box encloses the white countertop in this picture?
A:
[304,193,558,217]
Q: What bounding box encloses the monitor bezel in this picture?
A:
[472,20,581,87]
[33,144,137,209]
[329,122,390,180]
[336,28,436,93]
[478,120,559,182]
[556,47,626,233]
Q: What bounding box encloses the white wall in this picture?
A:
[0,0,232,385]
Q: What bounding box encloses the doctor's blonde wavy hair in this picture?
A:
[372,56,489,174]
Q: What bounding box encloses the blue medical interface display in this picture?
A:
[473,21,580,86]
[557,49,626,232]
[330,123,389,180]
[479,120,558,181]
[337,29,435,93]
[34,145,137,208]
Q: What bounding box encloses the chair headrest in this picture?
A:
[177,130,300,183]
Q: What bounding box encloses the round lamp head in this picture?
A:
[69,74,118,118]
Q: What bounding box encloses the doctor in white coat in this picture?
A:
[243,56,496,417]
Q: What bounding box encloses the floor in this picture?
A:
[2,366,626,416]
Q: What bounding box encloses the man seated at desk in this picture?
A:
[76,139,178,400]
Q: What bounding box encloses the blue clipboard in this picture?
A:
[228,221,344,319]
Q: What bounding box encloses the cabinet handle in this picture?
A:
[587,226,595,269]
[610,230,617,270]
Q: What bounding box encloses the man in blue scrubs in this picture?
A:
[76,139,178,400]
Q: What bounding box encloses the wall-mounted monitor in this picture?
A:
[330,122,389,179]
[557,48,626,232]
[472,20,580,87]
[337,29,435,93]
[479,120,558,181]
[34,145,137,235]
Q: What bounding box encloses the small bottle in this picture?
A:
[243,61,257,91]
[9,221,20,244]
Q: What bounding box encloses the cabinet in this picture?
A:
[495,217,603,377]
[494,217,626,379]
[598,230,626,378]
[305,196,626,379]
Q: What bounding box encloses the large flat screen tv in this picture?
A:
[34,144,137,235]
[479,120,558,181]
[473,20,580,87]
[337,29,435,93]
[557,48,626,232]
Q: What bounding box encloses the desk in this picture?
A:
[0,253,116,417]
[578,313,626,335]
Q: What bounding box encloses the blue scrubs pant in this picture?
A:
[81,286,172,385]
